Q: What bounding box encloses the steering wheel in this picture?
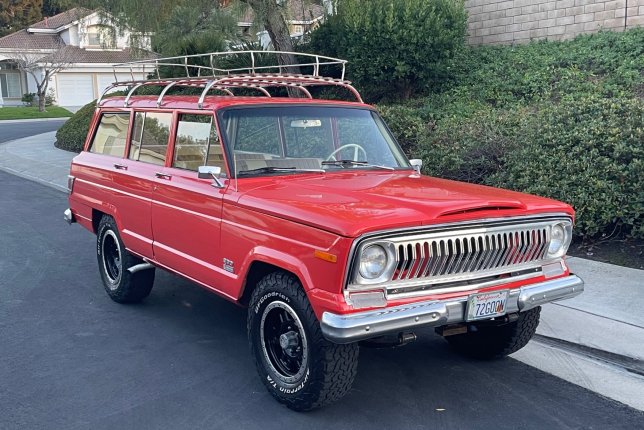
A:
[326,144,368,162]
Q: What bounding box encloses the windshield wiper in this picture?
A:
[321,160,395,170]
[237,166,325,176]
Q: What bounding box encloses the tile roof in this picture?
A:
[29,8,93,30]
[286,0,325,22]
[39,46,158,64]
[0,30,63,50]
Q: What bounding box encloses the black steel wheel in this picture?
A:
[260,300,308,383]
[248,271,359,411]
[96,215,155,303]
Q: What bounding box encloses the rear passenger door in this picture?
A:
[115,110,173,258]
[150,113,232,293]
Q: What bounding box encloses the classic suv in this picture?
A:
[65,52,584,411]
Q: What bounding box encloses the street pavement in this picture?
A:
[0,118,68,143]
[0,126,643,427]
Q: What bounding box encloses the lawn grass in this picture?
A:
[0,106,72,120]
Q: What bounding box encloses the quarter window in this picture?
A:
[172,114,224,171]
[89,113,130,157]
[129,112,172,166]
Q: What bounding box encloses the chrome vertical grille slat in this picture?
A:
[383,223,554,284]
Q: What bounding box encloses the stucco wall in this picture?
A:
[466,0,644,45]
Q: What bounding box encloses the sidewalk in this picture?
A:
[1,131,643,409]
[0,131,74,192]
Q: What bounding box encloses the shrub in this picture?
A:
[309,0,467,101]
[415,95,643,239]
[21,93,36,106]
[377,28,644,239]
[492,96,643,239]
[54,101,96,152]
[377,104,431,155]
[45,89,56,107]
[418,107,534,184]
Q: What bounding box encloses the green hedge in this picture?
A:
[309,0,467,101]
[380,29,644,239]
[419,96,643,238]
[54,101,96,152]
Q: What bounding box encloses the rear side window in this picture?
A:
[89,113,130,157]
[172,114,224,171]
[129,112,172,166]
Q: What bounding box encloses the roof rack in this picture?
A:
[97,50,363,107]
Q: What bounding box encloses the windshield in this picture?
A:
[218,106,410,177]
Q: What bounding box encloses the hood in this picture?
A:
[234,171,573,237]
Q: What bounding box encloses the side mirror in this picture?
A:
[198,165,224,188]
[409,159,423,174]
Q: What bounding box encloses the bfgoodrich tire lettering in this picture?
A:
[446,307,541,359]
[248,272,359,411]
[96,215,155,303]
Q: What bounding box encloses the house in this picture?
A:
[0,8,156,109]
[222,0,329,48]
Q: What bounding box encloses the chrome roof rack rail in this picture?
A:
[96,50,362,107]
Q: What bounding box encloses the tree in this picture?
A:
[59,0,303,70]
[239,0,300,73]
[152,4,238,57]
[0,0,43,37]
[15,40,74,111]
[42,0,74,16]
[309,0,468,101]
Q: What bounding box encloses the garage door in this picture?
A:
[97,73,139,96]
[57,74,94,106]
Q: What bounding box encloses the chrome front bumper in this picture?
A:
[321,275,584,343]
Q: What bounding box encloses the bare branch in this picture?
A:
[13,38,76,110]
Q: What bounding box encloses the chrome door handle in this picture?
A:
[113,163,128,170]
[155,172,172,180]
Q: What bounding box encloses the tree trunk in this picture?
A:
[244,0,301,74]
[38,90,46,112]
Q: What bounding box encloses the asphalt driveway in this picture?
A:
[0,119,67,143]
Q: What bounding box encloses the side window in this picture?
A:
[89,113,130,157]
[128,111,172,166]
[172,114,224,171]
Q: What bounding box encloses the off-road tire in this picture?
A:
[445,307,541,359]
[248,271,359,411]
[96,215,154,303]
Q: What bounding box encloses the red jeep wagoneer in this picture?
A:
[65,52,584,410]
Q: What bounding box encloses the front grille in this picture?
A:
[393,226,548,281]
[347,216,570,298]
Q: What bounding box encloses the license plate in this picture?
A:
[466,290,509,321]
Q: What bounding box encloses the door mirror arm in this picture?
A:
[409,159,423,174]
[198,166,225,188]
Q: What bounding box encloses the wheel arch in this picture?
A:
[237,249,314,307]
[91,206,121,234]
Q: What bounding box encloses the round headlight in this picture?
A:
[548,223,566,256]
[359,245,388,279]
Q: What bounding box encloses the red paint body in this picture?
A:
[68,95,574,319]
